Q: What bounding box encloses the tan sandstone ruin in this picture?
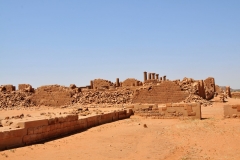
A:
[0,71,239,151]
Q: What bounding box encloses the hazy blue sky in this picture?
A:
[0,1,240,88]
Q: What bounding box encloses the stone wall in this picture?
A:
[224,104,240,118]
[93,79,114,89]
[215,85,223,94]
[30,85,75,107]
[143,79,159,85]
[132,81,189,104]
[198,80,206,99]
[122,78,141,87]
[0,109,133,151]
[18,84,34,92]
[0,85,16,92]
[77,89,134,105]
[231,92,240,99]
[133,103,201,119]
[204,77,215,100]
[0,75,220,108]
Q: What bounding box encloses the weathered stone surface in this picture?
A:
[204,77,215,100]
[122,78,141,87]
[18,84,34,92]
[93,79,114,89]
[132,81,189,104]
[134,103,201,119]
[30,85,74,107]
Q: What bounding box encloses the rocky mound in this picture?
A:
[74,89,134,105]
[182,94,212,107]
[0,91,34,109]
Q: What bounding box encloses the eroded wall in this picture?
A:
[122,78,141,87]
[133,103,201,119]
[93,79,114,89]
[132,81,189,104]
[30,85,75,107]
[224,104,240,118]
[204,77,216,100]
[232,92,240,99]
[0,109,133,151]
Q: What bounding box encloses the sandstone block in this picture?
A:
[17,118,48,129]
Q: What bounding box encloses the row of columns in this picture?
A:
[144,72,166,82]
[89,72,166,89]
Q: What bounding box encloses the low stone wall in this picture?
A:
[132,103,201,119]
[224,104,240,118]
[0,109,133,151]
[231,92,240,99]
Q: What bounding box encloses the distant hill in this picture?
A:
[232,89,240,92]
[218,86,240,92]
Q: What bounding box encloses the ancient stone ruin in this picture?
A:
[0,71,236,151]
[0,71,231,109]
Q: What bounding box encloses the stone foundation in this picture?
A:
[224,104,240,118]
[0,109,133,151]
[132,103,201,119]
[231,92,240,99]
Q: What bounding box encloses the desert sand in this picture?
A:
[1,98,240,160]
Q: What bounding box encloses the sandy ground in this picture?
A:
[1,98,240,160]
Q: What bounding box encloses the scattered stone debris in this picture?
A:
[183,94,212,107]
[75,89,134,105]
[0,73,231,109]
[0,90,34,109]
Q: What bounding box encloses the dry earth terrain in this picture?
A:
[1,99,240,160]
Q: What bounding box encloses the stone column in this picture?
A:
[90,81,93,89]
[152,73,155,80]
[212,78,216,92]
[148,73,152,80]
[198,80,206,99]
[160,77,162,81]
[163,76,166,81]
[135,81,139,86]
[116,78,120,87]
[144,72,147,82]
[226,86,231,98]
[156,74,159,81]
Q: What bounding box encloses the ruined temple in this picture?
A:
[0,71,227,108]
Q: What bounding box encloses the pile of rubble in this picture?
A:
[177,77,199,94]
[176,77,214,106]
[0,91,34,109]
[183,94,212,107]
[73,89,134,105]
